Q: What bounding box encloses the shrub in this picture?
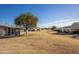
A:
[72,29,79,34]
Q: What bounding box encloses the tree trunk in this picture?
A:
[25,26,28,36]
[26,30,28,36]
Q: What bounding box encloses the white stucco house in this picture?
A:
[58,22,79,33]
[0,24,22,37]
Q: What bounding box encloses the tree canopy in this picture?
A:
[15,12,38,30]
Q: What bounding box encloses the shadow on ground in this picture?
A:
[50,32,71,35]
[0,35,24,39]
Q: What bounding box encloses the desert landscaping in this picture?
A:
[1,4,79,54]
[0,30,79,54]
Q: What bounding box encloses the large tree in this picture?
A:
[15,12,38,35]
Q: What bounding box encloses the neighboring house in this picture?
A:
[0,25,23,37]
[58,22,79,33]
[59,26,72,33]
[28,27,40,31]
[71,22,79,31]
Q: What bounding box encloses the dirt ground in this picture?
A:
[0,30,79,54]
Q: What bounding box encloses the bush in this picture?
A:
[51,26,56,30]
[72,30,79,34]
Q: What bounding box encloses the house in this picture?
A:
[28,27,40,31]
[71,22,79,31]
[0,25,21,37]
[58,22,79,33]
[59,26,72,33]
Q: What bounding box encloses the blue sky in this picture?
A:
[0,4,79,27]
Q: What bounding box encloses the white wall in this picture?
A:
[0,28,6,36]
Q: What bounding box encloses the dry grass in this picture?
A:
[0,30,79,54]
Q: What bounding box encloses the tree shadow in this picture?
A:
[0,35,24,39]
[50,32,71,35]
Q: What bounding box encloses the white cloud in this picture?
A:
[39,18,79,28]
